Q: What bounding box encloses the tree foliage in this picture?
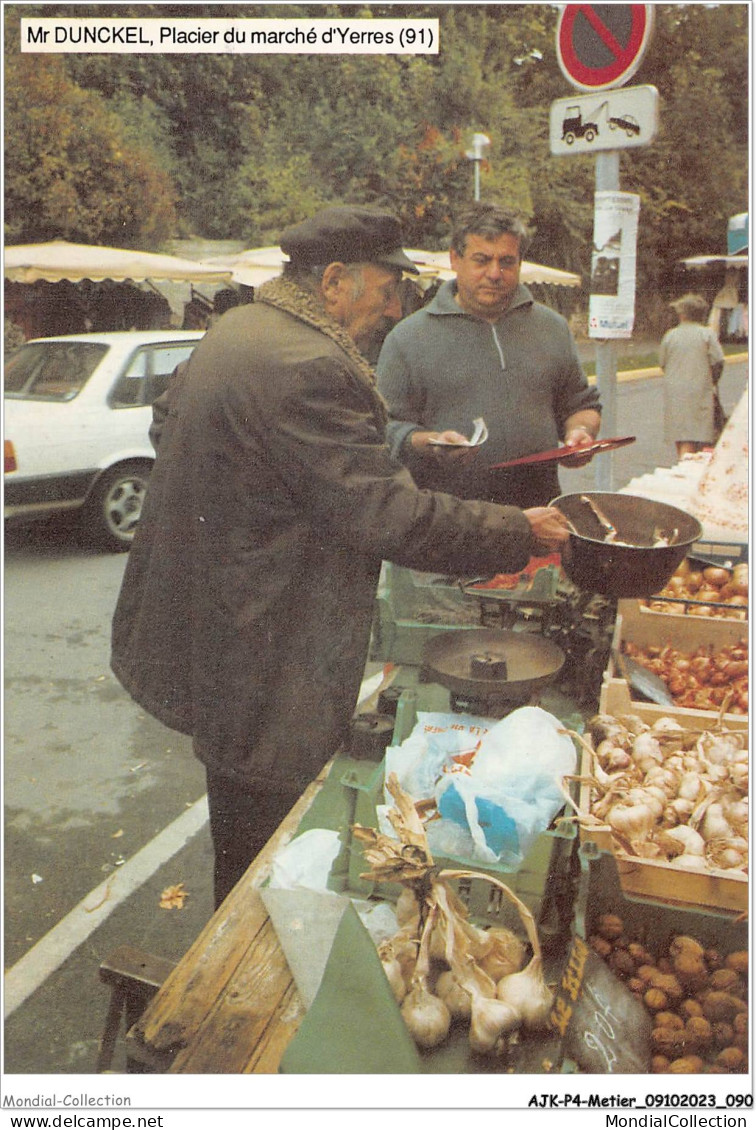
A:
[4,2,749,319]
[4,41,176,246]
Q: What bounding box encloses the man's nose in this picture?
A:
[485,260,504,279]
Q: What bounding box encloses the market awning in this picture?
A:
[680,253,749,270]
[199,246,582,289]
[406,249,582,287]
[4,240,234,285]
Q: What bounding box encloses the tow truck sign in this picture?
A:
[549,84,658,156]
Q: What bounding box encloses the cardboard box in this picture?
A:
[577,698,748,915]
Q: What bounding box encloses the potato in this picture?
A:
[701,992,744,1022]
[628,942,654,966]
[684,1015,713,1052]
[668,1056,704,1074]
[680,999,704,1020]
[655,1011,685,1030]
[673,953,709,992]
[669,935,706,961]
[651,1028,688,1055]
[712,1022,734,1049]
[651,1055,671,1073]
[703,948,723,972]
[652,973,684,1003]
[645,988,669,1012]
[715,1047,747,1073]
[709,969,742,994]
[596,913,624,941]
[724,951,748,976]
[609,950,637,978]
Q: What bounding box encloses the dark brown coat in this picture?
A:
[111,281,535,793]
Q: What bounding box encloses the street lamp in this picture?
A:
[466,132,491,201]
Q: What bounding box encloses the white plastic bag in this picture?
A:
[385,706,576,870]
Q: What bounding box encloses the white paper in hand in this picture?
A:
[428,417,489,447]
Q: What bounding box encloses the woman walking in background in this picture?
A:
[659,293,725,460]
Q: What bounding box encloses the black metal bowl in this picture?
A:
[550,492,703,598]
[422,628,565,704]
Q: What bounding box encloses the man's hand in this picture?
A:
[558,425,596,468]
[523,506,571,556]
[409,430,477,464]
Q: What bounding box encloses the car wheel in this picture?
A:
[82,461,151,552]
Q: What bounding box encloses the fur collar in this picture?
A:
[255,275,386,422]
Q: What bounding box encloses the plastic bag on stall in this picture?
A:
[382,706,577,870]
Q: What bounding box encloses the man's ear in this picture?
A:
[320,261,348,294]
[320,262,351,319]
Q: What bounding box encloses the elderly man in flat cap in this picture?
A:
[111,205,570,907]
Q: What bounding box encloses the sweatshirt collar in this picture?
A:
[428,278,534,320]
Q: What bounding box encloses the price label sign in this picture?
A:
[557,4,654,91]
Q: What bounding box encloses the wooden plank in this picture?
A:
[126,769,328,1070]
[243,982,305,1074]
[169,914,302,1073]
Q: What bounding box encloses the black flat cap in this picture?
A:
[280,205,418,273]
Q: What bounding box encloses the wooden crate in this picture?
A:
[578,696,748,915]
[616,597,748,650]
[601,599,748,725]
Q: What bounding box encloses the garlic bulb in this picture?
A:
[479,926,526,981]
[400,903,451,1048]
[670,853,708,871]
[435,969,472,1020]
[699,802,734,843]
[662,797,695,827]
[706,836,748,871]
[631,732,664,773]
[395,885,419,927]
[401,983,451,1048]
[468,993,519,1056]
[619,713,650,736]
[496,954,553,1030]
[607,801,657,840]
[378,940,407,1004]
[658,825,706,858]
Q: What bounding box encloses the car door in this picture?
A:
[100,341,199,468]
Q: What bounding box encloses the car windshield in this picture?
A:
[4,341,108,401]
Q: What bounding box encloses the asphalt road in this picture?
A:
[2,354,748,1079]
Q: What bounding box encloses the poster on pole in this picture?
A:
[588,191,640,339]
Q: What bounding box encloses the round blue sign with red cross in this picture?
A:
[557,5,654,91]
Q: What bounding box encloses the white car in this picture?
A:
[4,330,204,551]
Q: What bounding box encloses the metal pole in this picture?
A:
[594,150,620,492]
[474,160,481,201]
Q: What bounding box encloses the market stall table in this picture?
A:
[125,769,329,1074]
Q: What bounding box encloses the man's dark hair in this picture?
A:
[450,203,531,258]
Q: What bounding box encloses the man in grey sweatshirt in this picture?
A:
[376,202,602,510]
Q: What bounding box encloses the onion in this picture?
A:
[702,567,730,588]
[730,564,748,596]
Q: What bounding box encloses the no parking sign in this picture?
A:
[557,4,654,91]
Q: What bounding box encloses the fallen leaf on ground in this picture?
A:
[160,882,189,910]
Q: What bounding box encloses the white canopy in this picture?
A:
[680,253,749,271]
[199,246,582,289]
[4,240,234,285]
